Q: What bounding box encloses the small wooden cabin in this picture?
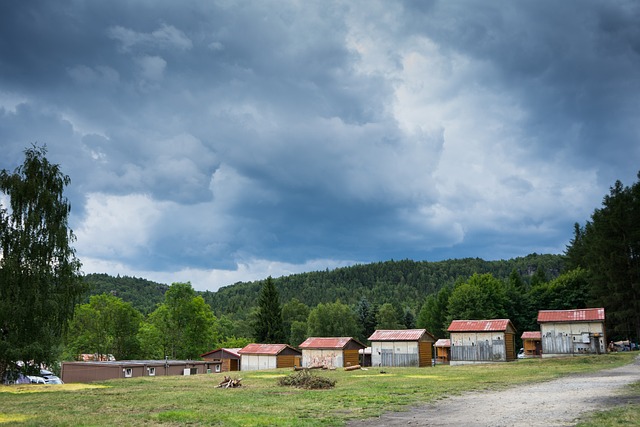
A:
[521,331,542,358]
[238,344,301,371]
[538,308,606,358]
[434,339,451,364]
[200,348,242,373]
[61,360,211,383]
[368,329,435,367]
[299,337,366,368]
[448,319,517,365]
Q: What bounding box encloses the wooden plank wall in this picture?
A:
[344,349,360,367]
[418,342,432,367]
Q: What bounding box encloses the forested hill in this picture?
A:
[83,253,563,316]
[82,273,169,314]
[201,253,564,316]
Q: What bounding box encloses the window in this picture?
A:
[215,364,221,373]
[148,367,156,376]
[124,368,133,378]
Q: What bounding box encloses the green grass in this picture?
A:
[0,353,637,426]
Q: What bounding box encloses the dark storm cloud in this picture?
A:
[1,0,638,289]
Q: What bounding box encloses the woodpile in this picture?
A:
[217,376,242,388]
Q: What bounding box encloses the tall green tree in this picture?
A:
[417,285,452,338]
[65,294,142,360]
[376,303,403,329]
[281,298,309,344]
[355,297,377,341]
[446,273,508,324]
[565,173,640,341]
[307,301,359,337]
[0,146,84,378]
[253,277,285,343]
[140,282,219,359]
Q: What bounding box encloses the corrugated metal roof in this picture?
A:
[537,308,605,323]
[368,329,431,341]
[238,343,288,355]
[447,319,513,332]
[299,337,363,349]
[200,347,242,358]
[521,331,541,340]
[434,339,450,347]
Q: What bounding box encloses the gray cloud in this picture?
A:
[1,0,638,290]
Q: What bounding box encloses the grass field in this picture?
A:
[0,353,637,426]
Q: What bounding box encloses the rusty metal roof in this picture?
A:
[537,308,605,323]
[298,337,365,349]
[368,329,434,342]
[447,319,514,332]
[434,339,450,347]
[521,331,541,340]
[238,343,290,355]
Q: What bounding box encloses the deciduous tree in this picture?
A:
[0,146,84,378]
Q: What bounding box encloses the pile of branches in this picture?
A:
[217,376,242,388]
[278,369,336,390]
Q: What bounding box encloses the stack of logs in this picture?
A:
[217,376,242,388]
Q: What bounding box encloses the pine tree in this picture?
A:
[253,277,285,343]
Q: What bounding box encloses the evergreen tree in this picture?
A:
[253,276,285,343]
[0,146,85,378]
[355,297,377,341]
[403,309,416,329]
[565,173,640,341]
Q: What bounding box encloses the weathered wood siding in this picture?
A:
[451,332,508,362]
[540,322,606,357]
[372,341,420,367]
[302,349,344,368]
[240,354,277,371]
[418,341,432,367]
[276,355,297,368]
[344,349,360,367]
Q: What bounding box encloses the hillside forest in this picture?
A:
[68,172,640,362]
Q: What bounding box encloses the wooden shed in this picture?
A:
[61,360,211,383]
[521,331,542,358]
[200,348,242,373]
[368,329,435,367]
[238,344,301,371]
[299,337,366,368]
[537,308,606,358]
[448,319,517,365]
[434,339,451,364]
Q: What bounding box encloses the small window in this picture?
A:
[148,367,156,376]
[215,364,221,373]
[124,368,133,378]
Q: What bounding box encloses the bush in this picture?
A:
[278,370,336,389]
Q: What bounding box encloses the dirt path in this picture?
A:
[347,356,640,427]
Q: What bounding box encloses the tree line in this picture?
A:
[2,146,638,379]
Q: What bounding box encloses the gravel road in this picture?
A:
[347,356,640,427]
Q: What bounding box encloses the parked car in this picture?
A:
[517,348,525,359]
[27,375,47,384]
[40,369,63,384]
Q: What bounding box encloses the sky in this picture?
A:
[1,1,639,292]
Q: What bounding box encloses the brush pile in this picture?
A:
[278,369,336,390]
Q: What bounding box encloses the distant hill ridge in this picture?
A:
[83,253,563,316]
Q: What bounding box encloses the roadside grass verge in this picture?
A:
[0,352,636,426]
[576,380,640,427]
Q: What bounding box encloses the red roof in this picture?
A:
[521,331,541,340]
[298,337,365,349]
[434,339,450,347]
[368,329,435,342]
[537,308,605,323]
[238,343,290,355]
[447,319,514,332]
